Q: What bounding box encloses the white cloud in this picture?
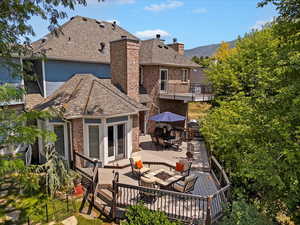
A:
[134,29,170,39]
[251,18,273,30]
[192,8,207,14]
[144,0,183,12]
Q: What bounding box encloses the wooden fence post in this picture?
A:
[205,196,212,225]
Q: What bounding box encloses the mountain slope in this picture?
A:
[185,40,236,58]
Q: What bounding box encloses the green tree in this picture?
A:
[202,1,300,223]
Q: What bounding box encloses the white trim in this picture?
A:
[65,112,140,120]
[105,121,128,164]
[42,59,46,97]
[159,68,168,93]
[84,123,102,162]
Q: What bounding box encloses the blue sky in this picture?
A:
[29,0,277,49]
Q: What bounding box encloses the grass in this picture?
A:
[188,102,212,121]
[0,176,83,225]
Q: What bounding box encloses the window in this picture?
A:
[160,69,168,92]
[139,67,144,85]
[182,69,189,82]
[88,126,100,159]
[53,124,66,157]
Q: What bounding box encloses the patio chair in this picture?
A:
[139,176,158,203]
[172,174,198,194]
[150,134,159,149]
[129,156,150,179]
[175,159,192,176]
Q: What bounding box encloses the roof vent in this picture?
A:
[82,17,87,21]
[99,22,105,28]
[41,37,48,43]
[156,34,161,39]
[121,35,127,39]
[173,38,177,43]
[99,42,105,52]
[70,16,75,20]
[112,21,116,30]
[164,45,169,49]
[158,45,163,48]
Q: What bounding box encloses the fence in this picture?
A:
[27,195,77,224]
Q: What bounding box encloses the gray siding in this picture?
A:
[45,60,111,96]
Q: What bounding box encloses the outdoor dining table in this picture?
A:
[143,168,184,189]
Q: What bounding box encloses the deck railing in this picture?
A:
[73,151,101,180]
[73,152,230,224]
[109,156,230,225]
[114,181,208,224]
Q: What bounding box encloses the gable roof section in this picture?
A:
[140,39,198,68]
[35,74,147,118]
[31,16,138,64]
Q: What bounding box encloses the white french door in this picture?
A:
[107,123,126,162]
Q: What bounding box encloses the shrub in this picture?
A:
[121,203,181,225]
[219,200,274,225]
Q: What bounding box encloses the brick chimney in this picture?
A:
[110,37,140,102]
[168,38,184,56]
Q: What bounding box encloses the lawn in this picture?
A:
[188,102,212,121]
[0,176,110,225]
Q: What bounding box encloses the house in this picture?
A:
[0,16,213,166]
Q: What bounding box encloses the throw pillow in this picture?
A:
[135,160,143,169]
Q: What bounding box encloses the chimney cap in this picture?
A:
[156,34,161,39]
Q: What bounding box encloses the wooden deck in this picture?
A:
[76,136,229,224]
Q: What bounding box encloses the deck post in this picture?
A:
[112,172,119,220]
[205,196,212,225]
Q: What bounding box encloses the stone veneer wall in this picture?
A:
[110,39,140,102]
[131,114,140,152]
[159,99,188,128]
[142,65,190,133]
[71,118,84,167]
[167,43,185,56]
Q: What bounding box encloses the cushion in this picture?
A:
[185,174,197,182]
[173,182,185,192]
[179,159,189,171]
[135,160,143,169]
[175,162,184,172]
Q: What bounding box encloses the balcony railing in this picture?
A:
[160,82,214,102]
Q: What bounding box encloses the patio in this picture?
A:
[76,135,229,224]
[97,135,211,188]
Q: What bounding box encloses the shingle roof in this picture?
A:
[31,16,197,68]
[31,16,138,64]
[34,74,147,118]
[140,39,198,68]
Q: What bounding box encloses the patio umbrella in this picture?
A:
[149,112,186,122]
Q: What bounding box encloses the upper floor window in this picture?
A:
[182,69,189,82]
[139,67,143,85]
[160,69,168,92]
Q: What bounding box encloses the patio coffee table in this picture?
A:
[143,168,184,188]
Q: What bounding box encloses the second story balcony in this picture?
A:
[159,82,214,102]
